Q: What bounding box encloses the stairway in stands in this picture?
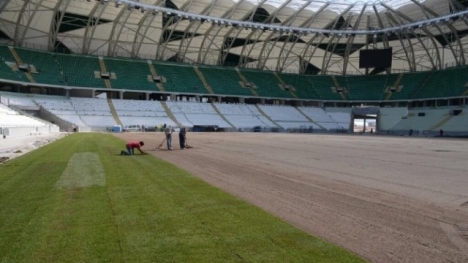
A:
[193,66,214,94]
[211,103,235,129]
[161,101,183,127]
[235,68,259,96]
[147,60,165,92]
[9,47,36,83]
[99,57,112,89]
[107,98,123,126]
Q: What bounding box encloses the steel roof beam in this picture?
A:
[48,0,72,52]
[236,0,292,67]
[197,0,245,64]
[342,4,367,75]
[409,0,464,67]
[275,1,324,72]
[131,0,162,58]
[82,1,108,54]
[176,0,217,63]
[381,3,440,70]
[14,0,47,46]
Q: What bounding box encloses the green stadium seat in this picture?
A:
[241,69,292,98]
[105,58,158,91]
[154,62,208,94]
[198,66,252,96]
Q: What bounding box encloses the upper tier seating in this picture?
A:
[412,67,468,99]
[390,72,430,100]
[105,58,157,91]
[277,73,321,100]
[344,75,399,101]
[0,46,25,82]
[199,67,252,96]
[154,63,208,94]
[55,54,105,88]
[1,45,468,101]
[15,48,64,85]
[242,70,293,98]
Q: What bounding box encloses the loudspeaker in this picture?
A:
[101,72,110,79]
[18,64,29,72]
[153,76,162,83]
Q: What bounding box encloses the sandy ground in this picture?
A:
[116,132,468,263]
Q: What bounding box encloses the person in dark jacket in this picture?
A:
[179,127,186,150]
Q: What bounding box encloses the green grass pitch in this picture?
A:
[0,133,365,263]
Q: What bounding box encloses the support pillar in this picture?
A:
[65,89,70,99]
[218,96,222,103]
[120,91,124,100]
[145,93,149,100]
[195,95,200,102]
[91,90,96,98]
[260,98,265,104]
[239,97,245,104]
[170,94,176,101]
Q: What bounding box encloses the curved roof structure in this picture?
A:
[1,0,468,74]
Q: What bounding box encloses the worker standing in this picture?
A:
[179,127,186,150]
[165,125,173,150]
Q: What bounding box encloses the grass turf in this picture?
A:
[0,133,365,263]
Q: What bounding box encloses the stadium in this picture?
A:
[0,0,468,262]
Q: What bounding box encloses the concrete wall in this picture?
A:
[39,107,73,132]
[378,107,408,131]
[1,125,59,138]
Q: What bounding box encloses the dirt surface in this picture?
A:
[116,132,468,263]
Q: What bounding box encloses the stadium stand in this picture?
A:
[154,63,208,94]
[105,58,157,91]
[412,67,468,99]
[214,102,276,129]
[257,105,318,129]
[277,73,322,100]
[344,75,398,101]
[0,46,25,82]
[112,99,174,127]
[2,45,468,103]
[241,70,293,98]
[198,66,252,96]
[166,101,230,128]
[55,53,104,88]
[0,103,46,127]
[390,72,431,100]
[69,98,116,127]
[389,109,448,132]
[14,48,64,85]
[297,107,344,130]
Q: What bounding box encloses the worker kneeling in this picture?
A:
[121,141,145,155]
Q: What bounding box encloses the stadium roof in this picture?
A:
[1,0,468,75]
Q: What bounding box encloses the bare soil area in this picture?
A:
[116,132,468,263]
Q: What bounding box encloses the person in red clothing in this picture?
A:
[121,141,145,155]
